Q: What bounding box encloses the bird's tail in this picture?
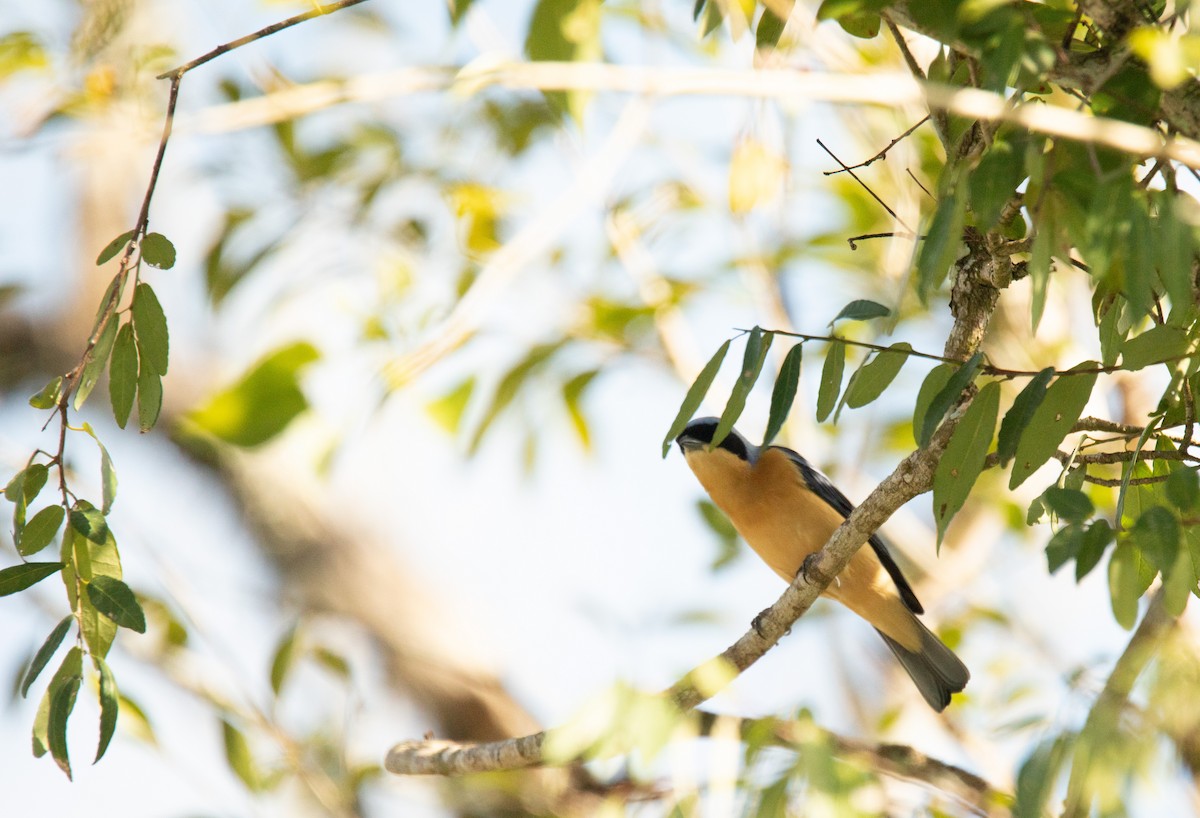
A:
[875,617,969,712]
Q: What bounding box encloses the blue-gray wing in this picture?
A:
[773,446,924,614]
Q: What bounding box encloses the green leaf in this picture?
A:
[1028,201,1057,331]
[269,624,300,696]
[1009,363,1098,489]
[94,655,119,763]
[969,138,1026,229]
[1016,732,1075,818]
[1167,468,1200,511]
[815,339,846,423]
[70,503,108,545]
[1042,487,1094,523]
[79,423,118,515]
[832,299,891,323]
[140,232,176,270]
[1163,546,1194,616]
[756,4,788,50]
[109,322,138,429]
[996,367,1054,465]
[916,189,966,303]
[1154,190,1195,313]
[75,314,119,411]
[524,0,601,121]
[131,283,169,375]
[712,329,773,449]
[1076,520,1114,581]
[762,344,803,448]
[48,670,81,779]
[1097,301,1125,368]
[312,647,351,678]
[468,342,562,454]
[698,499,740,570]
[1046,524,1083,574]
[662,339,731,457]
[1120,324,1190,371]
[933,381,1000,543]
[62,526,123,660]
[562,370,599,450]
[95,230,137,265]
[0,561,63,596]
[843,342,911,409]
[185,342,320,448]
[136,365,163,432]
[32,646,82,758]
[222,719,264,791]
[426,376,475,435]
[29,376,64,409]
[21,615,73,698]
[1130,506,1180,574]
[86,575,147,633]
[1108,543,1154,629]
[918,353,983,448]
[18,505,65,557]
[912,364,954,444]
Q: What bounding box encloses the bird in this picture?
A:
[675,416,969,711]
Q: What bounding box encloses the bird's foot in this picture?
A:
[751,608,791,639]
[799,552,832,586]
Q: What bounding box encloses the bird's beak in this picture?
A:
[676,436,704,454]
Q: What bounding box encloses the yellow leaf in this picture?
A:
[728,138,788,214]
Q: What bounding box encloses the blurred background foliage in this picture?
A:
[2,0,1200,816]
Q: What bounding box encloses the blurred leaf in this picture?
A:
[843,342,910,409]
[269,624,299,696]
[918,353,982,447]
[1016,732,1075,818]
[1108,543,1154,629]
[832,299,890,322]
[1009,364,1098,489]
[1163,546,1194,616]
[18,505,64,557]
[469,343,562,454]
[94,655,119,763]
[131,283,169,375]
[662,339,731,457]
[563,370,599,450]
[969,137,1026,229]
[1129,506,1180,575]
[1167,468,1200,511]
[762,344,802,447]
[1120,325,1190,371]
[815,340,846,423]
[816,0,884,38]
[448,0,475,25]
[0,562,63,596]
[116,692,156,746]
[525,0,601,121]
[1154,191,1196,313]
[312,646,351,678]
[1046,524,1083,574]
[222,720,265,791]
[1097,300,1125,368]
[1042,487,1094,523]
[1076,520,1114,581]
[996,367,1054,465]
[109,323,138,429]
[933,381,999,544]
[20,615,73,698]
[698,499,740,570]
[86,576,147,633]
[95,230,136,266]
[755,3,789,50]
[185,342,320,447]
[140,233,176,270]
[448,183,504,255]
[729,138,787,214]
[75,314,119,411]
[713,328,773,449]
[427,377,475,435]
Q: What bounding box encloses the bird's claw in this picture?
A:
[800,552,824,584]
[752,609,791,639]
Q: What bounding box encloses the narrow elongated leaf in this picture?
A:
[918,353,983,447]
[832,299,890,323]
[1097,302,1124,368]
[222,719,263,791]
[86,576,147,633]
[815,339,845,422]
[136,366,163,432]
[269,624,300,696]
[131,283,169,375]
[49,673,81,779]
[75,314,119,411]
[0,561,63,596]
[762,344,802,447]
[1155,190,1195,312]
[94,656,119,763]
[755,4,788,49]
[1121,325,1190,370]
[21,615,73,698]
[1109,542,1154,629]
[712,329,773,449]
[18,505,65,556]
[109,322,138,429]
[95,230,137,265]
[933,381,1000,543]
[844,342,911,409]
[662,340,730,456]
[1016,733,1075,818]
[32,646,81,759]
[427,377,475,435]
[916,190,965,303]
[1009,363,1098,489]
[139,232,176,269]
[912,364,954,444]
[1163,547,1194,616]
[562,370,599,450]
[996,367,1054,465]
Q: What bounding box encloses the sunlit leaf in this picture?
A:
[86,576,147,633]
[1009,363,1098,489]
[933,381,999,543]
[269,624,299,697]
[1120,324,1190,371]
[843,342,910,409]
[18,505,64,557]
[28,376,64,409]
[20,615,73,698]
[0,561,63,596]
[131,283,169,375]
[426,376,475,435]
[94,655,119,763]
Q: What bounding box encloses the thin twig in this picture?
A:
[847,231,924,249]
[157,0,372,80]
[823,115,931,175]
[816,139,912,231]
[907,167,934,198]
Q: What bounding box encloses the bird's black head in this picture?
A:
[675,417,752,461]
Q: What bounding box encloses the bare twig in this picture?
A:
[823,115,931,175]
[816,139,912,231]
[847,231,924,249]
